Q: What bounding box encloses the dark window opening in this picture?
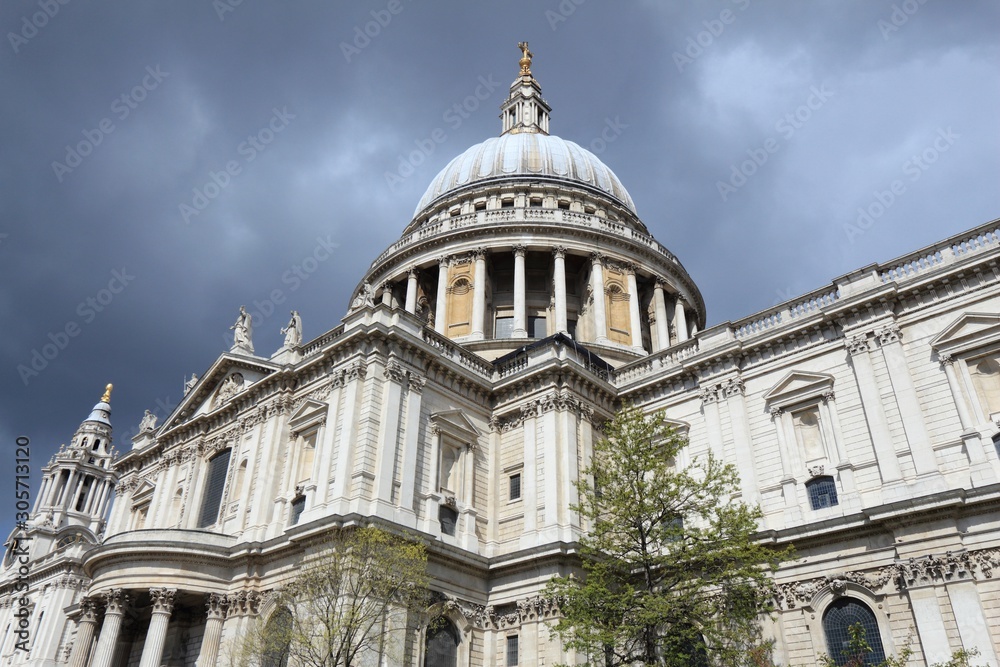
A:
[528,315,547,338]
[198,449,232,528]
[425,618,459,666]
[806,476,839,510]
[439,505,458,536]
[289,496,306,526]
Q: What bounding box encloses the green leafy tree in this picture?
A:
[546,404,788,666]
[226,525,429,667]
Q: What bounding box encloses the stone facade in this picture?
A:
[3,47,1000,666]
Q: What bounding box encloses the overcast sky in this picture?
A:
[1,1,998,537]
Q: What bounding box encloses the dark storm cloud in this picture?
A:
[1,1,997,535]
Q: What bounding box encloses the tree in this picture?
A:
[546,404,788,666]
[226,525,429,667]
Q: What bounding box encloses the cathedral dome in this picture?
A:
[414,133,636,218]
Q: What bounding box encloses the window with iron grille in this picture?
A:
[806,476,839,510]
[823,598,886,666]
[197,449,232,528]
[506,634,519,666]
[509,473,521,501]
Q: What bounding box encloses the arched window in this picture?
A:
[605,282,631,345]
[169,488,184,527]
[198,449,232,528]
[446,276,473,337]
[806,476,839,510]
[823,598,886,666]
[971,356,1000,415]
[425,618,459,667]
[262,607,292,667]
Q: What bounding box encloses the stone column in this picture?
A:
[138,588,175,667]
[196,594,228,667]
[332,361,367,504]
[471,248,487,340]
[940,355,996,484]
[380,281,393,307]
[552,247,568,335]
[396,373,425,523]
[519,406,539,548]
[674,297,689,342]
[67,598,99,667]
[404,268,418,314]
[699,386,725,463]
[373,360,406,513]
[653,280,669,351]
[820,391,860,509]
[946,580,1000,665]
[941,354,977,432]
[90,589,129,667]
[590,253,608,344]
[846,334,902,483]
[878,324,939,477]
[723,377,760,504]
[625,264,643,350]
[435,257,449,334]
[513,245,527,338]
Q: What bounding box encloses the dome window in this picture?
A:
[557,200,570,210]
[530,196,542,207]
[501,198,515,209]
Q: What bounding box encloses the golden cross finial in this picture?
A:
[518,41,533,76]
[101,383,113,403]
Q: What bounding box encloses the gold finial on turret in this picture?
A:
[101,383,113,403]
[518,41,533,76]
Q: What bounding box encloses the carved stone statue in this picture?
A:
[184,373,198,395]
[518,41,533,76]
[281,310,302,348]
[230,306,254,353]
[350,282,376,312]
[139,410,157,432]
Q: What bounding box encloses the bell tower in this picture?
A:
[31,384,118,538]
[500,41,551,136]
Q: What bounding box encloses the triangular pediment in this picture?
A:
[288,399,328,433]
[763,371,835,408]
[431,410,481,440]
[131,478,155,504]
[930,312,1000,355]
[159,354,280,433]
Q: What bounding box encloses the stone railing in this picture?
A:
[732,285,840,340]
[879,220,1000,284]
[420,328,495,379]
[300,325,345,357]
[372,208,684,271]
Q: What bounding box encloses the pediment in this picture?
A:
[930,312,1000,355]
[431,410,480,441]
[763,371,835,408]
[662,417,691,435]
[159,354,280,433]
[131,478,155,504]
[288,399,328,433]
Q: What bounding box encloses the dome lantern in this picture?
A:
[500,41,551,137]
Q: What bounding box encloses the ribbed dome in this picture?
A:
[414,133,636,217]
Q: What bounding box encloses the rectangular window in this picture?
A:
[289,496,306,526]
[495,316,514,339]
[528,315,547,338]
[509,473,521,501]
[198,449,232,528]
[506,635,519,666]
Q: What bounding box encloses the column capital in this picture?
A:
[722,376,745,397]
[80,597,100,623]
[589,251,605,266]
[877,323,902,346]
[623,262,638,276]
[407,266,419,278]
[384,360,407,383]
[206,593,228,621]
[939,353,956,366]
[654,277,667,291]
[149,588,176,615]
[512,244,527,257]
[437,254,452,267]
[769,407,784,419]
[103,589,130,615]
[407,373,427,394]
[821,389,836,404]
[471,247,487,260]
[552,245,567,260]
[845,334,870,356]
[699,385,720,405]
